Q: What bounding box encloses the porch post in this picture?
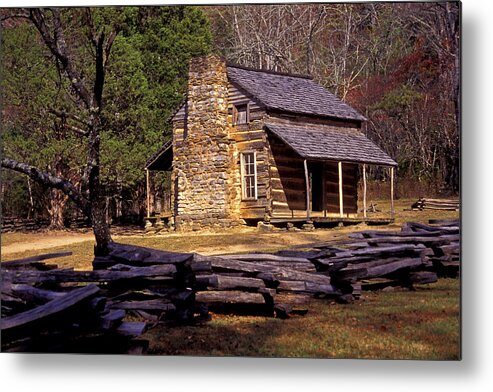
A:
[363,164,367,219]
[146,168,150,218]
[338,161,344,217]
[304,159,310,220]
[323,162,327,218]
[390,166,395,219]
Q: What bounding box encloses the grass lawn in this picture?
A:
[144,279,460,359]
[0,198,460,359]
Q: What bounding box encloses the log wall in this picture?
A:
[228,83,269,220]
[323,161,358,215]
[268,134,306,215]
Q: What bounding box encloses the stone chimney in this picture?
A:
[172,55,241,230]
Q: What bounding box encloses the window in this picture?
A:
[241,152,257,200]
[233,103,249,125]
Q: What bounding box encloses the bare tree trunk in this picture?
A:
[446,2,460,193]
[47,159,69,229]
[48,189,68,229]
[91,194,112,256]
[1,156,112,253]
[85,109,112,255]
[26,177,34,219]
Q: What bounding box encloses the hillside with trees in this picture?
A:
[1,3,459,236]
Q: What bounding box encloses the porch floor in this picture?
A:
[269,216,394,225]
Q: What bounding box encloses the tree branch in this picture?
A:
[0,10,30,22]
[103,29,119,67]
[84,8,98,48]
[48,108,91,128]
[29,8,93,109]
[64,124,89,137]
[1,157,90,216]
[94,29,106,108]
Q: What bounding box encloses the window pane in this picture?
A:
[248,179,254,198]
[238,110,247,124]
[236,105,248,124]
[242,153,256,199]
[246,178,252,198]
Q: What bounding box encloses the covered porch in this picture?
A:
[265,122,397,226]
[143,140,173,228]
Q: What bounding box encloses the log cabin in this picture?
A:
[145,55,397,231]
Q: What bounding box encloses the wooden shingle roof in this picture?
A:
[227,65,366,122]
[265,122,397,166]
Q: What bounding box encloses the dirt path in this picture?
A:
[187,230,353,255]
[0,224,392,258]
[1,231,95,256]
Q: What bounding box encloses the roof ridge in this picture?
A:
[226,63,313,80]
[226,62,366,122]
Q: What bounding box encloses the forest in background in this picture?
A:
[1,3,460,228]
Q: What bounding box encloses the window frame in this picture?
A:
[233,102,250,126]
[240,151,258,200]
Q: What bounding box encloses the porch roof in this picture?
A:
[265,122,397,167]
[145,140,172,171]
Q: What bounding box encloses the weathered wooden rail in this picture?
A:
[1,245,200,353]
[411,198,460,211]
[1,216,92,233]
[190,219,459,317]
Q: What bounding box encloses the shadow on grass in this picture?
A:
[143,279,460,360]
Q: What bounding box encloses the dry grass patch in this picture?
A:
[1,198,459,270]
[0,228,358,269]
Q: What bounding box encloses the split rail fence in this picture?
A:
[1,219,459,352]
